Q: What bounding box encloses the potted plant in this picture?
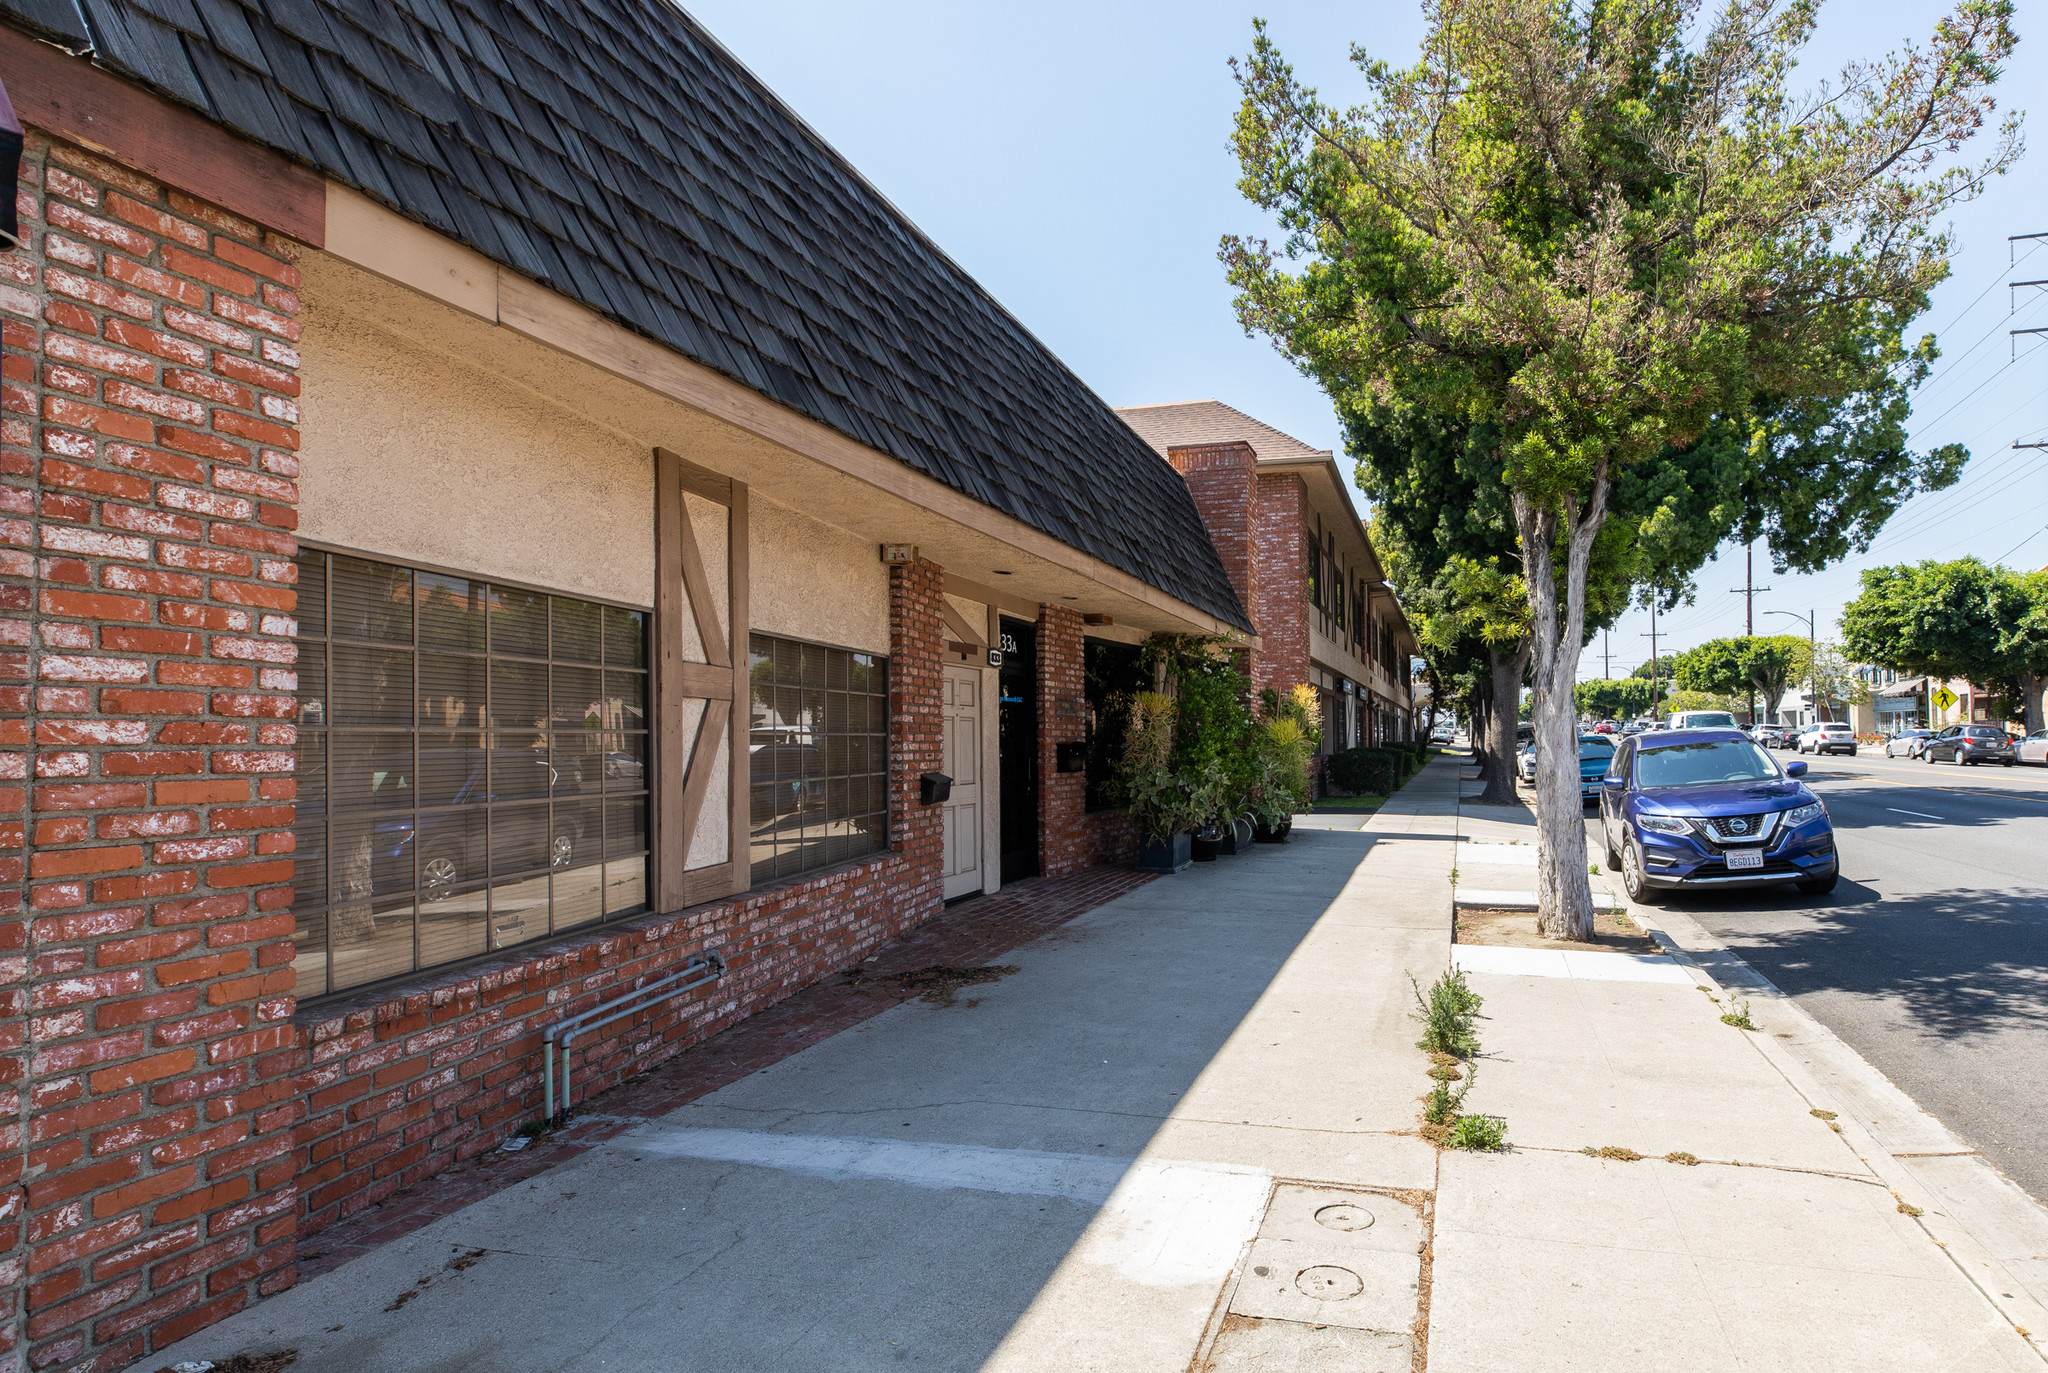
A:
[1115,692,1202,873]
[1251,685,1319,842]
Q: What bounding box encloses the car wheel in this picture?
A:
[420,849,461,902]
[1797,872,1839,897]
[1954,751,1966,766]
[1620,838,1661,907]
[1924,751,1935,764]
[1604,826,1622,872]
[550,823,577,870]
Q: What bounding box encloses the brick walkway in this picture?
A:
[296,865,1154,1278]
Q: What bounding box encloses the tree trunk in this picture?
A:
[1514,474,1609,943]
[1470,644,1527,805]
[2021,671,2044,734]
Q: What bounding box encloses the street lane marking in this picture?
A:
[1886,807,1944,820]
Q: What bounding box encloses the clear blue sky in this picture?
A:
[684,0,2044,677]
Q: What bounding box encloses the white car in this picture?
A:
[1797,721,1858,756]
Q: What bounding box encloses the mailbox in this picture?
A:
[919,771,953,805]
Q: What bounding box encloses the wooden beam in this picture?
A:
[652,449,687,911]
[941,599,985,649]
[677,698,731,868]
[724,478,751,898]
[673,662,733,698]
[0,24,326,245]
[672,478,729,669]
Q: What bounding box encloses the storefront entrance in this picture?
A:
[998,616,1039,884]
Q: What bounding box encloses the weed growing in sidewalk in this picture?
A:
[1665,1151,1701,1166]
[1581,1145,1643,1161]
[1411,969,1483,1057]
[1720,998,1756,1030]
[1895,1194,1924,1217]
[1427,1051,1464,1082]
[1444,1114,1508,1151]
[1810,1107,1843,1133]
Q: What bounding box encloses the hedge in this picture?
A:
[1328,746,1405,796]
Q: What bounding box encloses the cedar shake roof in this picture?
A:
[1115,399,1330,465]
[1,0,1251,632]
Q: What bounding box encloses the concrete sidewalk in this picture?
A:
[155,751,2048,1371]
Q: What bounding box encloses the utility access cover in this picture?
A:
[1225,1185,1423,1335]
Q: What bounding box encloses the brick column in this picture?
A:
[1036,604,1086,878]
[887,558,945,891]
[1252,472,1310,699]
[2,135,303,1370]
[1165,441,1256,621]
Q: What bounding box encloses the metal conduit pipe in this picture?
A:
[542,953,724,1127]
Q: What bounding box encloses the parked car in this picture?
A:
[1668,710,1739,731]
[2020,728,2048,766]
[1750,725,1791,749]
[1598,728,1837,903]
[1796,722,1857,756]
[1594,719,1618,734]
[1921,723,2015,767]
[1621,720,1649,736]
[1884,728,1935,759]
[1516,733,1617,805]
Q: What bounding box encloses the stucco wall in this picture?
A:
[298,254,657,607]
[751,494,889,654]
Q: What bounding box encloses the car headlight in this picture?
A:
[1785,801,1825,826]
[1637,813,1690,834]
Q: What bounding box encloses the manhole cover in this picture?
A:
[1295,1265,1364,1301]
[1314,1202,1376,1232]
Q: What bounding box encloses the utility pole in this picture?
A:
[1640,599,1660,720]
[1731,542,1772,725]
[1603,628,1611,679]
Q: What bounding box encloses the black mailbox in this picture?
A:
[919,771,953,805]
[1055,741,1088,773]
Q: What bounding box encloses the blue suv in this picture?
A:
[1598,728,1837,904]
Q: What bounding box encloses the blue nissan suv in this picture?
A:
[1598,728,1837,904]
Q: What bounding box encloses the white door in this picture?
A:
[942,665,982,899]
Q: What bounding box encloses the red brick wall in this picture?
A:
[1036,605,1087,878]
[2,133,307,1371]
[1166,443,1255,618]
[1252,472,1310,700]
[290,557,947,1235]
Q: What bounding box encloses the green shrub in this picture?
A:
[1328,746,1399,796]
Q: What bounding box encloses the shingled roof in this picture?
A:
[1115,400,1331,465]
[0,0,1250,631]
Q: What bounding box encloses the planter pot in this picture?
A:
[1137,832,1192,874]
[1191,824,1226,863]
[1215,818,1253,855]
[1252,818,1293,845]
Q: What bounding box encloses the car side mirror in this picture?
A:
[1601,775,1624,790]
[1785,760,1808,777]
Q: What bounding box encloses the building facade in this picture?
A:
[0,2,1256,1366]
[1116,402,1419,771]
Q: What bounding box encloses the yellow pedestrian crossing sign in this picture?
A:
[1931,685,1959,713]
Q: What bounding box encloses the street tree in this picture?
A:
[1225,0,2014,937]
[1672,635,1807,723]
[1840,558,2048,728]
[1575,677,1654,720]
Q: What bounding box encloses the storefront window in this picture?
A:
[747,634,889,883]
[292,550,649,999]
[1084,638,1148,811]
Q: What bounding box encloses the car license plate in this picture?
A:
[1726,849,1763,870]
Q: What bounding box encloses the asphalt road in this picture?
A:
[1587,746,2048,1201]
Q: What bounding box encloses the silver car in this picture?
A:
[2022,729,2048,766]
[1885,728,1934,758]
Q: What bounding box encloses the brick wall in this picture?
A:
[2,133,307,1371]
[289,557,947,1236]
[1035,605,1087,878]
[1252,472,1310,701]
[1165,443,1255,620]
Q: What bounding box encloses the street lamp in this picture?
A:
[1762,609,1816,727]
